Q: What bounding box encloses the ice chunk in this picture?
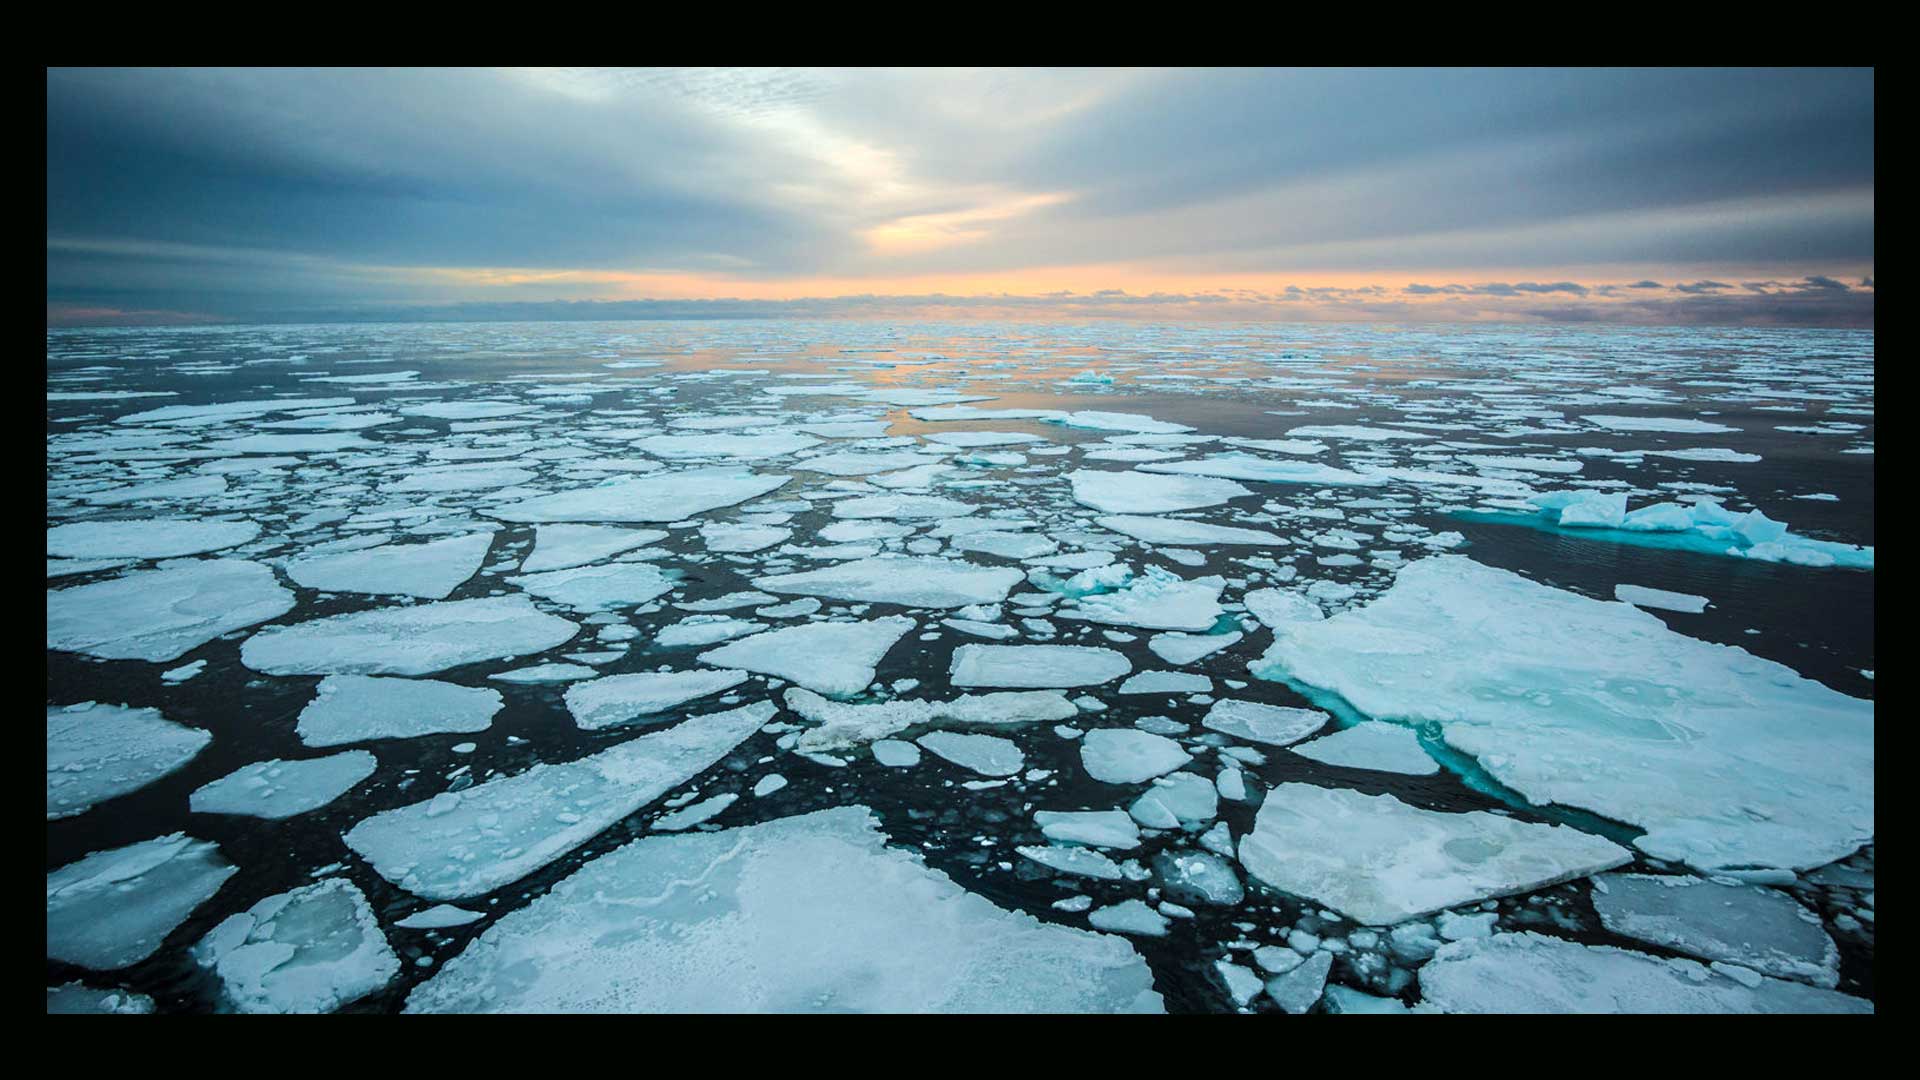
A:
[50,559,295,663]
[650,792,739,831]
[1080,729,1192,784]
[1581,414,1740,434]
[653,615,765,647]
[404,806,1162,1013]
[916,731,1025,776]
[1141,455,1383,486]
[872,739,921,767]
[1034,809,1141,849]
[519,524,667,572]
[1589,873,1840,987]
[698,616,913,697]
[287,532,492,599]
[47,517,260,560]
[1088,899,1170,937]
[1292,723,1439,775]
[831,494,978,520]
[47,834,237,969]
[193,878,399,1013]
[1154,849,1242,905]
[950,644,1132,688]
[1119,671,1213,695]
[507,562,676,611]
[1237,783,1631,925]
[563,669,751,730]
[1147,630,1242,665]
[1018,844,1124,880]
[344,701,775,900]
[1265,951,1333,1014]
[189,751,377,818]
[46,982,155,1014]
[1241,588,1324,627]
[1068,469,1252,514]
[1093,515,1283,546]
[488,468,789,523]
[1202,699,1328,746]
[242,596,577,676]
[1419,932,1869,1014]
[48,703,210,820]
[756,556,1022,608]
[698,522,791,552]
[295,676,504,746]
[1061,567,1224,631]
[1253,555,1874,872]
[488,663,596,684]
[786,686,1076,752]
[1614,583,1710,614]
[635,432,820,460]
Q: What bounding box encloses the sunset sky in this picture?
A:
[46,67,1874,328]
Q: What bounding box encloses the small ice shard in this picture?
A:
[47,834,237,970]
[698,616,913,697]
[1418,932,1870,1014]
[48,703,211,820]
[193,878,399,1014]
[519,524,667,573]
[296,675,504,747]
[189,751,377,818]
[1589,873,1841,987]
[403,806,1163,1013]
[1613,583,1710,614]
[242,596,577,676]
[564,669,751,730]
[1292,723,1439,775]
[949,642,1133,688]
[344,701,775,900]
[47,517,261,560]
[1079,729,1192,784]
[50,559,296,663]
[286,532,493,600]
[916,731,1025,776]
[1237,783,1632,925]
[488,468,790,523]
[1067,469,1252,514]
[756,555,1021,608]
[1201,699,1328,747]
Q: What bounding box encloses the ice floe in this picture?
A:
[242,596,577,676]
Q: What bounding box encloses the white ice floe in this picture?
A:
[950,644,1132,688]
[287,532,493,599]
[47,833,237,970]
[1147,630,1243,665]
[296,675,505,746]
[1292,723,1438,775]
[47,518,261,560]
[188,751,378,818]
[634,432,820,460]
[1581,414,1740,434]
[1118,671,1213,695]
[1017,844,1124,880]
[916,731,1025,776]
[756,556,1021,608]
[1237,783,1632,925]
[1589,873,1840,987]
[698,522,791,552]
[345,701,775,900]
[1034,809,1141,849]
[193,878,399,1013]
[786,687,1077,752]
[403,806,1162,1013]
[1418,932,1870,1013]
[49,558,296,663]
[1613,583,1710,613]
[1201,699,1328,746]
[563,669,751,730]
[488,663,596,684]
[48,703,211,819]
[1286,424,1433,441]
[698,616,913,696]
[1079,728,1192,784]
[488,468,789,523]
[1094,514,1284,546]
[1051,411,1193,434]
[242,596,577,677]
[1140,455,1383,486]
[1253,555,1874,872]
[1067,469,1252,514]
[506,562,676,611]
[1060,567,1225,631]
[653,615,765,647]
[519,524,667,572]
[831,494,978,520]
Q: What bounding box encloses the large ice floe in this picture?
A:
[949,644,1132,688]
[1418,932,1870,1014]
[49,559,296,662]
[47,517,260,560]
[242,596,578,676]
[1236,783,1632,925]
[344,701,774,900]
[1067,469,1252,513]
[193,878,399,1013]
[48,702,211,819]
[1479,491,1875,569]
[1252,556,1873,872]
[189,751,378,817]
[487,468,789,522]
[47,834,237,969]
[285,532,493,599]
[697,616,913,696]
[1588,873,1841,987]
[403,807,1163,1013]
[755,556,1022,608]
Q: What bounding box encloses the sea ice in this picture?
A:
[1080,729,1192,784]
[787,687,1077,752]
[1068,469,1252,514]
[295,676,504,746]
[488,468,789,523]
[519,524,667,572]
[47,834,237,969]
[1292,723,1439,775]
[562,669,751,730]
[189,751,377,818]
[50,559,296,663]
[47,517,261,560]
[1094,514,1284,545]
[193,878,399,1013]
[916,731,1025,776]
[286,532,493,599]
[950,644,1132,688]
[1589,873,1840,987]
[756,556,1021,608]
[48,703,211,819]
[1201,699,1328,746]
[242,596,577,676]
[1060,566,1225,631]
[506,562,676,611]
[698,616,913,696]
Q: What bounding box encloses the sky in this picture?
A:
[46,67,1874,328]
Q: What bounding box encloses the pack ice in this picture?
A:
[403,806,1163,1013]
[242,596,577,676]
[1252,556,1874,872]
[50,559,295,662]
[343,701,774,900]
